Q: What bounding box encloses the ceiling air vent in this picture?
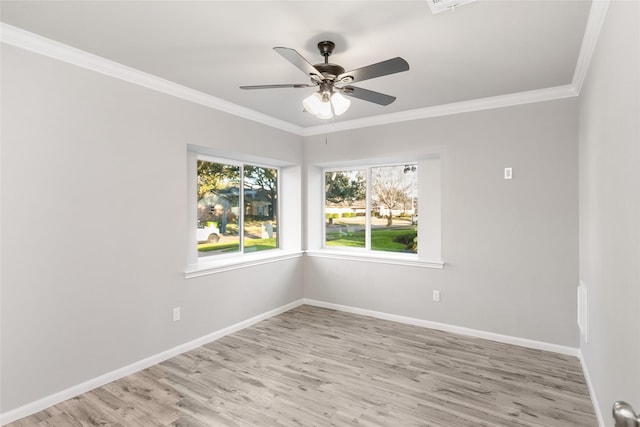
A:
[426,0,476,14]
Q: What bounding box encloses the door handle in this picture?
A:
[613,401,640,427]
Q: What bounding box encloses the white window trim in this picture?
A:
[309,155,443,268]
[185,146,303,278]
[185,250,303,278]
[305,249,444,269]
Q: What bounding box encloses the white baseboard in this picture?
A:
[0,299,305,426]
[303,299,579,357]
[578,350,606,427]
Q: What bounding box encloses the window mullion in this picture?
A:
[239,165,245,253]
[322,172,326,247]
[365,167,371,251]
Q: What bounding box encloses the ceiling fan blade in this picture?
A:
[341,86,396,106]
[240,84,314,90]
[336,57,409,85]
[274,47,323,82]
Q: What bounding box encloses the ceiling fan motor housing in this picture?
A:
[313,63,345,81]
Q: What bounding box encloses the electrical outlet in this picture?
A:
[433,290,441,302]
[172,307,181,322]
[504,167,513,180]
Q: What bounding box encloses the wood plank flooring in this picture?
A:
[7,305,597,426]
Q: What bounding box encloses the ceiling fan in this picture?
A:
[240,41,409,120]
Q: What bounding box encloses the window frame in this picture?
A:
[196,154,280,258]
[185,148,301,278]
[322,162,418,255]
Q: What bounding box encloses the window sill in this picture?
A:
[305,249,444,269]
[184,250,304,279]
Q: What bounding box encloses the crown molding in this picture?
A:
[572,0,611,94]
[301,85,578,136]
[0,22,304,136]
[2,0,609,138]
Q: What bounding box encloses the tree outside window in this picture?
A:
[325,170,366,248]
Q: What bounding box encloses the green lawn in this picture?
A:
[326,227,416,253]
[198,237,277,253]
[199,228,416,253]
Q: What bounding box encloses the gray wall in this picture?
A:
[304,99,580,347]
[578,0,640,423]
[0,45,304,413]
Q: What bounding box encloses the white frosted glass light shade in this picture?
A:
[331,92,351,116]
[302,92,323,115]
[317,98,334,119]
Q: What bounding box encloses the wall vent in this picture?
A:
[426,0,477,14]
[577,281,589,343]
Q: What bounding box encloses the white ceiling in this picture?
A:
[1,0,592,130]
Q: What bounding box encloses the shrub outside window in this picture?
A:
[197,157,278,257]
[324,164,418,254]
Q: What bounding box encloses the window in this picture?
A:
[324,163,418,254]
[197,156,278,257]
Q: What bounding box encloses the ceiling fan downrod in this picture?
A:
[317,40,335,63]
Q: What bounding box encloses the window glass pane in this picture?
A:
[371,164,418,253]
[244,166,278,252]
[325,170,367,248]
[197,160,240,257]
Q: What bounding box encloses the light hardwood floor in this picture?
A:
[8,305,597,426]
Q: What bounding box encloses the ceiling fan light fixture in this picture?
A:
[331,92,351,116]
[303,90,350,119]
